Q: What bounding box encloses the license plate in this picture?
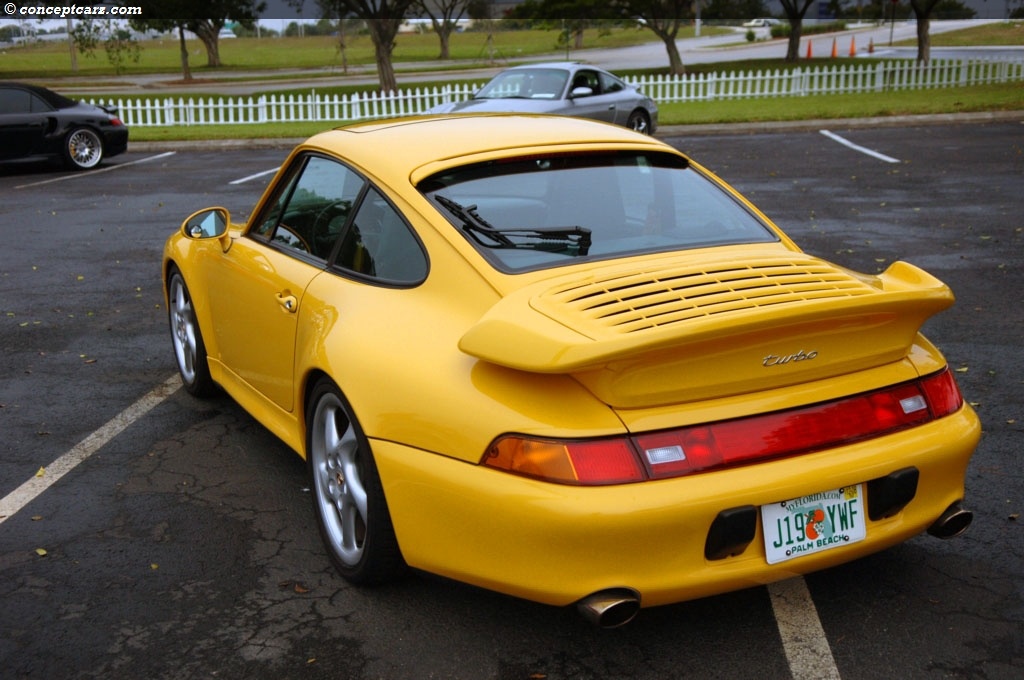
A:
[761,484,866,565]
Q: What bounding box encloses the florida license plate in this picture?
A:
[761,484,866,565]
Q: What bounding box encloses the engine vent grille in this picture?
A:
[535,256,877,336]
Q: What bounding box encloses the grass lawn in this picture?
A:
[0,25,718,79]
[657,82,1024,126]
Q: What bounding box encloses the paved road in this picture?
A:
[0,121,1021,679]
[586,19,1015,68]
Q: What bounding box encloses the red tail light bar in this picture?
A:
[483,368,964,485]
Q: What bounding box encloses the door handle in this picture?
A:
[276,292,297,313]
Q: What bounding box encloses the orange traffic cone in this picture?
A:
[849,36,857,57]
[806,40,813,59]
[831,38,838,59]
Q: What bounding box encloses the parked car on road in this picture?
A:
[165,114,979,627]
[743,18,781,28]
[429,62,658,134]
[0,81,128,170]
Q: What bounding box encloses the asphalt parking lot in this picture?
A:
[1,120,1021,679]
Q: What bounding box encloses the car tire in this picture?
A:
[626,110,652,135]
[307,377,406,585]
[167,267,216,397]
[63,127,104,170]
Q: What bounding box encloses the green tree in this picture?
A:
[508,0,616,50]
[130,0,195,81]
[0,24,22,43]
[305,3,363,74]
[69,18,141,75]
[315,0,419,92]
[612,0,693,75]
[906,0,977,64]
[779,0,815,62]
[411,0,474,59]
[511,0,693,73]
[132,0,265,69]
[909,0,941,63]
[105,24,142,75]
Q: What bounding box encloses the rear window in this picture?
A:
[419,151,777,273]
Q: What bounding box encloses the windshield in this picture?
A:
[419,151,778,273]
[475,68,569,100]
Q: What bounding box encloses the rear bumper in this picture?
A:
[373,404,980,608]
[103,127,129,158]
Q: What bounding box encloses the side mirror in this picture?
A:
[183,207,229,239]
[182,207,233,251]
[570,86,593,99]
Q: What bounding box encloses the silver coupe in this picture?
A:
[429,62,658,134]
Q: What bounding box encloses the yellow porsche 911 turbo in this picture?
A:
[163,115,980,627]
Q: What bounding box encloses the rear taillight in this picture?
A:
[920,368,964,418]
[484,437,644,485]
[482,368,964,485]
[635,380,934,479]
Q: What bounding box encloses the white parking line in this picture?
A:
[0,374,181,526]
[14,152,178,189]
[769,577,843,679]
[820,130,900,164]
[230,167,279,185]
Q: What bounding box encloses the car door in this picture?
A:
[596,72,635,127]
[566,70,619,125]
[203,153,365,412]
[0,86,50,160]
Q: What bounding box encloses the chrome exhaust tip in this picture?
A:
[576,588,641,628]
[927,501,973,539]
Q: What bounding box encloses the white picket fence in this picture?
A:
[94,58,1024,128]
[632,57,1024,102]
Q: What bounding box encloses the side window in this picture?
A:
[250,155,364,262]
[28,93,54,113]
[599,73,625,94]
[252,169,298,238]
[571,70,601,95]
[335,187,427,285]
[0,88,31,115]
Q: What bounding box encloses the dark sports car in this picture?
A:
[0,82,129,170]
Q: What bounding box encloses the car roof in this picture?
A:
[503,62,601,73]
[304,114,671,185]
[0,81,76,109]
